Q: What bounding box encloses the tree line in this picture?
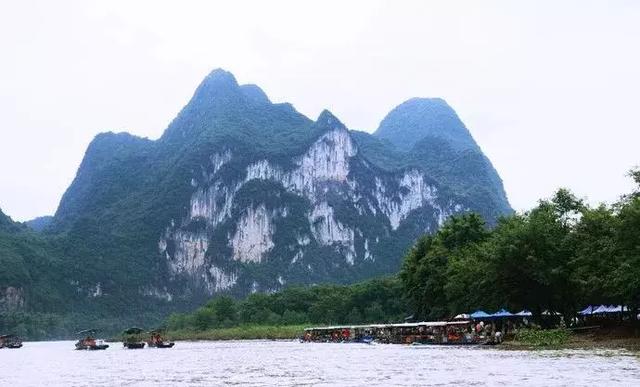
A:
[166,277,406,331]
[400,169,640,322]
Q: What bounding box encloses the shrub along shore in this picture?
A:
[166,325,306,341]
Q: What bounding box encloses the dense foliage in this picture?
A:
[400,169,640,322]
[166,277,406,331]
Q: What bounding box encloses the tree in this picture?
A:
[571,205,619,305]
[614,197,640,316]
[399,213,489,320]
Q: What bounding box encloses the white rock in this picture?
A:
[230,205,275,263]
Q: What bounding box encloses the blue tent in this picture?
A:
[578,305,593,316]
[491,309,514,318]
[605,305,626,313]
[592,305,609,314]
[470,310,492,319]
[515,310,532,317]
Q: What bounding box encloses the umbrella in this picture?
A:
[470,310,492,319]
[515,310,532,317]
[491,309,514,318]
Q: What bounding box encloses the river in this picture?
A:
[0,340,639,386]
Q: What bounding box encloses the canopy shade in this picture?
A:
[592,305,609,314]
[515,310,532,317]
[470,310,492,319]
[453,313,471,320]
[491,309,514,317]
[578,306,594,315]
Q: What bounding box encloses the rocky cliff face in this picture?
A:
[157,123,463,295]
[42,69,510,308]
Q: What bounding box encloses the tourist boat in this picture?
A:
[122,327,146,349]
[0,334,23,349]
[302,320,493,345]
[146,329,175,348]
[75,329,109,350]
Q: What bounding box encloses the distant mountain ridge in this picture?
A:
[1,69,511,327]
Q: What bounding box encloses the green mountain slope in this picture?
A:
[2,69,511,333]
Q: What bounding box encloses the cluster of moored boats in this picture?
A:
[301,320,501,345]
[0,334,23,349]
[2,328,175,350]
[75,328,175,350]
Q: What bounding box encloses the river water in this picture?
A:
[0,340,639,386]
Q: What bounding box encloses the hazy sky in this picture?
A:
[1,0,639,221]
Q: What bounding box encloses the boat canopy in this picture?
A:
[123,327,144,335]
[76,329,98,335]
[304,320,473,331]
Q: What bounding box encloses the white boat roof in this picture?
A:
[304,320,473,331]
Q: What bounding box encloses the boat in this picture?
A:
[122,327,146,349]
[302,320,492,345]
[74,329,109,350]
[0,334,23,349]
[146,328,175,348]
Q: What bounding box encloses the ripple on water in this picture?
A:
[0,341,639,386]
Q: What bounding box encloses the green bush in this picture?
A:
[515,328,571,347]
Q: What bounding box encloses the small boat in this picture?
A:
[74,329,109,350]
[146,328,175,349]
[122,327,146,349]
[0,334,23,349]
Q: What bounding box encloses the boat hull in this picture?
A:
[76,344,109,350]
[123,342,146,349]
[150,342,174,348]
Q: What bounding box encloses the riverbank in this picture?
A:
[164,324,640,351]
[166,324,306,341]
[503,326,640,351]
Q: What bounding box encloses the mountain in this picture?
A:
[0,208,65,317]
[25,216,53,232]
[375,98,478,151]
[365,97,511,220]
[2,69,510,331]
